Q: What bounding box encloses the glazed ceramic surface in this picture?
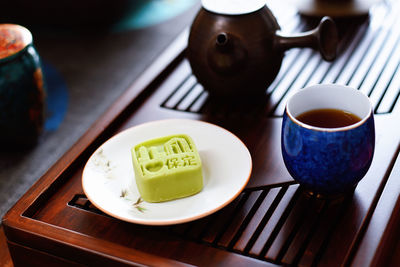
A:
[281,84,375,195]
[201,0,267,15]
[0,24,46,147]
[82,119,252,225]
[187,0,338,96]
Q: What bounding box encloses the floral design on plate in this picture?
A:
[91,148,116,179]
[120,189,147,213]
[82,119,252,225]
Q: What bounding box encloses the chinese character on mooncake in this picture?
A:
[131,134,203,202]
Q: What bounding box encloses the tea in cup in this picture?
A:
[281,84,375,197]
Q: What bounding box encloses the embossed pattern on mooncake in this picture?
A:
[131,134,203,202]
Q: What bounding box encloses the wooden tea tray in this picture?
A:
[3,1,400,266]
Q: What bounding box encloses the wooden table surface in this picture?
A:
[0,226,12,267]
[3,0,400,266]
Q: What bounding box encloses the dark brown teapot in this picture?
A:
[187,0,338,97]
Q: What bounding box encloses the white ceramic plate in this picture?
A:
[82,119,252,225]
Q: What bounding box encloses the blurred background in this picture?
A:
[0,0,200,218]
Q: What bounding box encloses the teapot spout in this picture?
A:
[274,16,338,61]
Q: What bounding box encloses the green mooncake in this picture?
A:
[131,134,203,202]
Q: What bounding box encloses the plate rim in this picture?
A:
[82,118,252,225]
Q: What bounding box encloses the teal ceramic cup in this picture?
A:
[281,84,375,197]
[0,24,46,148]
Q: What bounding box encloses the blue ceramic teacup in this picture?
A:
[281,84,375,196]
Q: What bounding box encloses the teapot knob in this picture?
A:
[274,16,338,61]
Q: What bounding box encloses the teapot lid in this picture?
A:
[202,0,267,15]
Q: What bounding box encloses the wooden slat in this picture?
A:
[272,52,321,116]
[280,198,326,265]
[163,75,197,109]
[348,7,399,90]
[189,90,208,113]
[376,65,400,113]
[351,146,400,266]
[249,184,299,257]
[359,14,400,97]
[369,41,400,109]
[233,187,281,253]
[315,25,358,84]
[297,197,351,266]
[266,49,302,96]
[183,212,215,240]
[201,194,247,244]
[334,22,375,85]
[264,190,312,262]
[269,49,309,114]
[217,190,264,248]
[161,61,193,107]
[177,84,203,111]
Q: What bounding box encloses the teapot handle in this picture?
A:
[274,16,338,61]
